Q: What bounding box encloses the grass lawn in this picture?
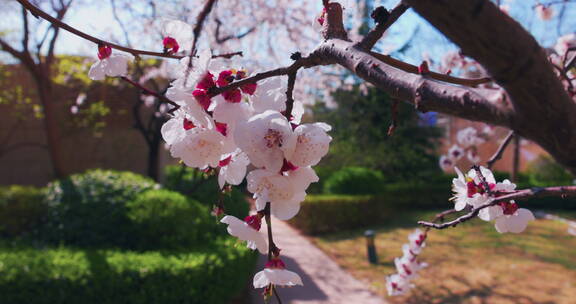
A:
[309,210,576,304]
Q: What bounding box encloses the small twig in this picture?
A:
[119,76,180,113]
[263,202,279,260]
[284,72,297,120]
[272,285,283,304]
[472,165,494,196]
[419,186,576,229]
[370,51,492,87]
[16,0,182,59]
[209,56,316,97]
[187,0,217,67]
[486,131,515,169]
[357,3,409,50]
[387,99,399,136]
[211,51,243,59]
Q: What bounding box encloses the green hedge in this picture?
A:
[126,190,215,250]
[323,167,386,195]
[0,186,47,237]
[289,195,394,234]
[0,238,256,304]
[42,169,158,248]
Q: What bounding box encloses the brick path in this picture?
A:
[249,217,386,304]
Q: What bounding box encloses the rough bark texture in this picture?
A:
[404,0,576,174]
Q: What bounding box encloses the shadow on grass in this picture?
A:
[405,275,551,304]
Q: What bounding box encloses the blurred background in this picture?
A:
[1,0,575,303]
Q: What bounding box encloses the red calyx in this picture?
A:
[217,70,235,87]
[499,201,519,215]
[192,89,212,110]
[281,159,298,173]
[244,215,262,231]
[97,45,112,60]
[223,89,242,103]
[183,118,196,130]
[241,83,258,95]
[265,258,286,269]
[197,72,216,90]
[418,61,430,75]
[219,155,232,167]
[215,122,228,136]
[163,36,180,54]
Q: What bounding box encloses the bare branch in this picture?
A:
[119,76,180,113]
[357,3,409,50]
[486,131,515,169]
[16,0,182,59]
[209,56,318,97]
[370,51,492,87]
[215,18,255,44]
[211,51,243,59]
[187,0,217,65]
[419,186,576,229]
[284,71,297,120]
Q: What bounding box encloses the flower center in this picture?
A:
[264,129,283,148]
[499,201,519,215]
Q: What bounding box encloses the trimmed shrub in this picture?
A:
[289,195,394,234]
[0,238,256,304]
[526,155,574,186]
[126,189,214,250]
[0,186,47,237]
[42,169,158,248]
[323,167,386,195]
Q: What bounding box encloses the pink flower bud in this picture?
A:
[219,155,232,167]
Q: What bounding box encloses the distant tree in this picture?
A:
[312,86,443,181]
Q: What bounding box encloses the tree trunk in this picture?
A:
[147,133,161,181]
[35,76,70,179]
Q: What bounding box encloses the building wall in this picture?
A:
[438,115,547,174]
[0,64,173,186]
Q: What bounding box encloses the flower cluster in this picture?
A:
[439,126,493,171]
[451,166,535,233]
[386,229,428,296]
[160,48,331,291]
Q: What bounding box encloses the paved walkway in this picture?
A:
[249,217,386,304]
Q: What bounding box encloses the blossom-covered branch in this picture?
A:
[419,185,576,229]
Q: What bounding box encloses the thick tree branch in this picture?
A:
[418,186,576,229]
[357,3,409,50]
[405,0,576,174]
[486,131,515,169]
[313,40,514,127]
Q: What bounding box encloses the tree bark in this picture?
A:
[34,74,70,179]
[404,0,576,174]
